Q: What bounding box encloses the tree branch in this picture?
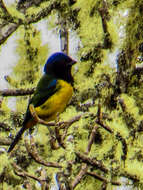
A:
[71,164,88,189]
[98,0,112,49]
[25,137,62,168]
[96,103,113,133]
[12,162,47,184]
[0,88,35,96]
[25,1,60,24]
[56,172,71,190]
[86,125,99,154]
[0,1,60,45]
[87,171,121,186]
[0,0,19,23]
[0,23,19,44]
[75,152,108,173]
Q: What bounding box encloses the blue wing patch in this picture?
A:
[48,79,57,88]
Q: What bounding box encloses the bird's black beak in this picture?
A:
[69,60,77,66]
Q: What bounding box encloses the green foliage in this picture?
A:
[1,0,143,189]
[11,25,48,89]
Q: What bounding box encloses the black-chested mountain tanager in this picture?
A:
[8,52,76,153]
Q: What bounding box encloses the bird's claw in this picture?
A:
[29,104,40,123]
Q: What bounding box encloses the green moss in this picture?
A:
[2,0,143,189]
[75,175,102,190]
[7,5,25,20]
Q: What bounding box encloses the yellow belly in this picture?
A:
[35,80,73,121]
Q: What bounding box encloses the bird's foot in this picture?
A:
[29,104,54,126]
[29,104,40,123]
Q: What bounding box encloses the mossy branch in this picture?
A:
[75,152,108,173]
[25,1,60,24]
[0,88,35,96]
[0,0,60,45]
[87,171,121,186]
[86,125,99,154]
[12,162,48,185]
[96,103,113,133]
[71,163,88,189]
[56,172,71,190]
[98,0,112,49]
[25,137,62,168]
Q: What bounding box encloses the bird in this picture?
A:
[8,52,76,153]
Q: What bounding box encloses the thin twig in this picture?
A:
[87,171,108,183]
[59,114,83,129]
[118,98,126,112]
[0,0,18,23]
[98,0,112,49]
[87,171,121,186]
[96,120,113,133]
[39,168,49,190]
[12,162,45,183]
[56,172,71,190]
[55,114,83,148]
[96,102,113,133]
[97,100,102,123]
[25,137,62,168]
[86,125,99,154]
[0,97,3,108]
[71,164,88,189]
[0,23,19,44]
[75,152,108,173]
[55,126,66,149]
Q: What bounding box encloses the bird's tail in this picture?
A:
[7,126,26,153]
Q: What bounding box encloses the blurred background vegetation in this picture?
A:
[0,0,143,189]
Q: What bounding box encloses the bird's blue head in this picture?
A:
[44,52,76,84]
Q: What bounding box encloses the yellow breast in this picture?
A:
[35,80,73,121]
